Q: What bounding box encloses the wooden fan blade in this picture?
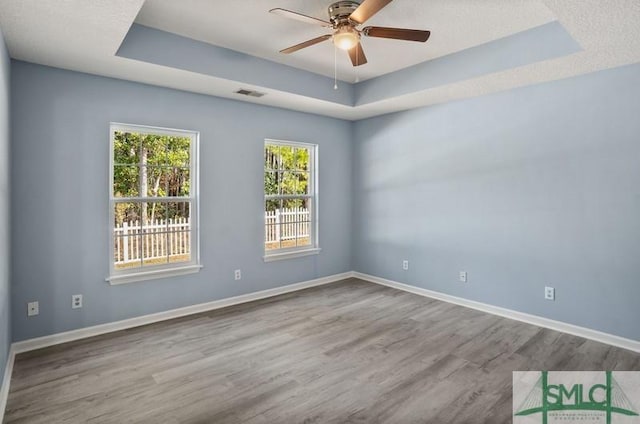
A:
[363,26,431,42]
[280,35,332,54]
[349,0,393,24]
[348,42,368,67]
[269,8,331,27]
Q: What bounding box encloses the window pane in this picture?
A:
[113,202,141,269]
[167,202,191,264]
[143,166,168,197]
[273,198,307,249]
[265,199,281,251]
[167,201,190,223]
[141,133,168,166]
[281,172,297,195]
[265,225,280,251]
[265,145,279,170]
[113,131,141,165]
[265,171,278,195]
[167,136,191,167]
[295,172,310,195]
[168,231,191,264]
[114,235,142,270]
[280,145,295,171]
[282,198,305,210]
[142,202,166,230]
[265,199,280,213]
[265,208,312,250]
[113,165,139,197]
[295,147,310,171]
[141,202,168,267]
[297,230,311,247]
[168,167,190,197]
[114,202,141,232]
[142,232,168,267]
[280,206,296,246]
[297,200,312,223]
[292,198,311,247]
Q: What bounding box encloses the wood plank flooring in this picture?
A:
[4,278,640,423]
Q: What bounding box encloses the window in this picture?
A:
[264,139,319,261]
[108,123,200,284]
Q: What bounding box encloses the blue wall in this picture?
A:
[354,22,580,106]
[0,26,10,381]
[10,61,352,341]
[353,63,640,341]
[118,24,354,107]
[8,59,640,344]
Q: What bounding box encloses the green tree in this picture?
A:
[113,131,191,225]
[264,144,310,212]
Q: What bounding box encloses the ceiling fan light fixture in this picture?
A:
[333,26,359,50]
[272,0,431,68]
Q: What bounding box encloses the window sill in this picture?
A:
[106,264,203,285]
[263,248,321,263]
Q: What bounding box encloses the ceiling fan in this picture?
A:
[269,0,431,67]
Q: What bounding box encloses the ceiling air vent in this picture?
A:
[235,89,266,98]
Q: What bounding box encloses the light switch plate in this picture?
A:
[27,301,39,316]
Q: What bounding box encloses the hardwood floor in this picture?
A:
[4,278,640,423]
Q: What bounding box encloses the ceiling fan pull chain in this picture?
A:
[334,43,338,90]
[355,48,360,82]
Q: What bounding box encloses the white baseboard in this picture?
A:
[0,346,16,423]
[12,271,354,355]
[354,272,640,353]
[10,270,640,355]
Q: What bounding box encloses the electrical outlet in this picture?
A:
[402,260,409,270]
[545,286,555,301]
[27,301,39,316]
[459,271,467,283]
[72,294,83,309]
[234,269,242,280]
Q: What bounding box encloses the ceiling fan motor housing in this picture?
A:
[328,1,361,26]
[272,0,430,67]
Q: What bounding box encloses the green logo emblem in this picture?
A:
[514,371,639,424]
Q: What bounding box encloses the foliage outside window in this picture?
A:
[109,123,199,284]
[264,140,318,260]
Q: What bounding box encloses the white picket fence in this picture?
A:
[114,208,310,265]
[265,208,310,243]
[114,218,190,265]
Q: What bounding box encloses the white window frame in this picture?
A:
[107,123,201,285]
[263,139,320,262]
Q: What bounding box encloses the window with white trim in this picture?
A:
[264,140,319,261]
[108,123,200,284]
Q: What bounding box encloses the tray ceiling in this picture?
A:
[0,0,639,120]
[135,0,557,83]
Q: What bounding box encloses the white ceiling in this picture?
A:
[0,0,639,120]
[135,0,557,83]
